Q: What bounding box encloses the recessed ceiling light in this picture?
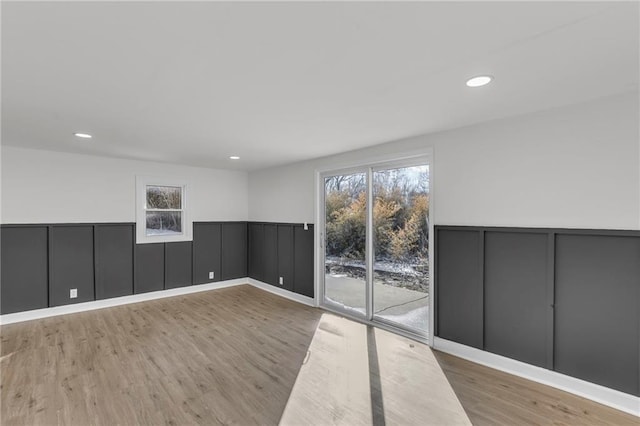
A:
[229,156,240,160]
[466,75,493,88]
[74,132,92,139]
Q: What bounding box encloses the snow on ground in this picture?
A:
[326,256,422,275]
[376,305,428,333]
[146,229,182,236]
[325,292,428,333]
[325,296,366,316]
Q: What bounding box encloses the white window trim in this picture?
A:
[135,176,192,244]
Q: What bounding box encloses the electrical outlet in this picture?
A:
[209,271,215,280]
[279,277,284,285]
[70,288,78,299]
[304,222,308,231]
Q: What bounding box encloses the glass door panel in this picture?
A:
[323,172,367,316]
[372,165,429,333]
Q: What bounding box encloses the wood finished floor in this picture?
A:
[1,285,322,426]
[1,284,637,425]
[433,351,639,426]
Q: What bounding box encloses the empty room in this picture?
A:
[1,1,639,425]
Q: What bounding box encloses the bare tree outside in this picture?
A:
[146,185,183,235]
[325,167,429,290]
[324,165,429,331]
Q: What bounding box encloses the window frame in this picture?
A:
[135,176,192,244]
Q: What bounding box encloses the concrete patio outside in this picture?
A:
[324,273,429,332]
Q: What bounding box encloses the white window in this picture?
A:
[136,176,192,244]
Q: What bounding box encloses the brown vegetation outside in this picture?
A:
[324,167,429,292]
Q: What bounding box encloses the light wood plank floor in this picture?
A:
[434,351,639,426]
[1,285,322,425]
[1,284,637,425]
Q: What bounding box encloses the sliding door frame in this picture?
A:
[318,166,370,318]
[315,150,434,346]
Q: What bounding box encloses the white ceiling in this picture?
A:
[2,1,638,171]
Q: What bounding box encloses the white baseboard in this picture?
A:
[434,337,640,417]
[0,278,316,325]
[0,279,248,325]
[247,278,316,307]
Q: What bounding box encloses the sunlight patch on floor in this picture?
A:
[279,313,470,426]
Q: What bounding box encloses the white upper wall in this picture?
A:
[249,92,640,230]
[1,147,249,224]
[3,92,637,229]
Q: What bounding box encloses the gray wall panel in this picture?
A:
[135,243,164,294]
[221,222,247,280]
[95,224,134,300]
[484,231,549,368]
[1,226,49,314]
[436,229,483,349]
[193,223,222,284]
[555,234,640,396]
[293,224,314,298]
[248,223,264,281]
[50,226,95,306]
[165,241,193,289]
[277,225,294,291]
[263,224,278,286]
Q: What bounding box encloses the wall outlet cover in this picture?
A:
[209,271,215,279]
[279,277,284,285]
[70,288,78,299]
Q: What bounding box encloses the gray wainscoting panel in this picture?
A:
[135,243,165,294]
[436,229,483,349]
[1,226,49,314]
[554,234,640,396]
[293,224,314,298]
[193,223,222,284]
[277,225,294,291]
[95,224,134,300]
[49,225,95,307]
[248,223,264,282]
[221,222,247,280]
[165,241,193,289]
[263,224,279,286]
[484,231,549,368]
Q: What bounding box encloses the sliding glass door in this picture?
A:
[321,160,430,337]
[372,165,429,334]
[323,171,367,316]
